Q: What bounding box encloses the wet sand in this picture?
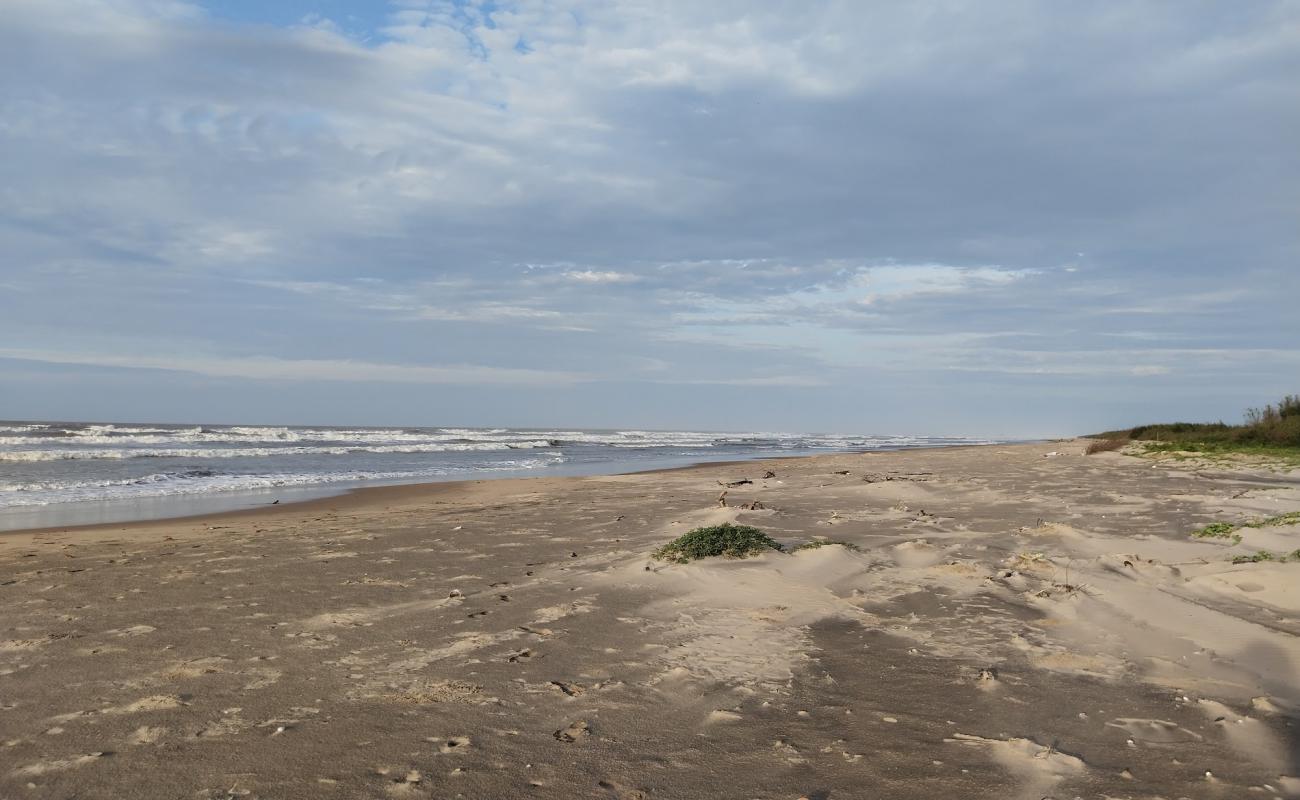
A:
[2,440,1298,798]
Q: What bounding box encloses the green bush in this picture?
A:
[653,523,783,563]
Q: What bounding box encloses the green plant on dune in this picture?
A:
[792,539,861,552]
[1242,511,1300,529]
[1192,522,1237,539]
[1231,550,1278,564]
[1191,511,1299,545]
[652,523,783,563]
[1227,545,1300,565]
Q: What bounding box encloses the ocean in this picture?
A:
[0,421,999,531]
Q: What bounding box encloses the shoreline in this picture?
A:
[0,441,1005,540]
[4,438,1297,798]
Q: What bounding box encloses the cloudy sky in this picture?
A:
[1,1,1297,435]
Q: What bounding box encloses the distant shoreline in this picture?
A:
[0,441,1008,539]
[0,421,1006,533]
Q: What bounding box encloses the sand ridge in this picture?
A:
[1,440,1298,798]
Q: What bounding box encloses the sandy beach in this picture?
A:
[2,440,1298,799]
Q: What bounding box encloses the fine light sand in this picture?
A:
[1,440,1298,798]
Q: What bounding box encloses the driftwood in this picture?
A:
[762,470,776,479]
[716,491,728,507]
[718,479,753,488]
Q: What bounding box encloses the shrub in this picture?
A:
[653,523,783,563]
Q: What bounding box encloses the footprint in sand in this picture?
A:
[772,738,807,764]
[376,768,428,797]
[11,752,111,777]
[554,720,591,742]
[192,709,248,739]
[597,779,648,799]
[127,726,167,745]
[549,680,585,697]
[433,735,471,754]
[706,709,742,724]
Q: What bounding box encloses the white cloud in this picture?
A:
[1,1,1297,429]
[406,303,567,323]
[0,348,587,386]
[854,265,1038,305]
[661,263,1038,326]
[657,375,830,387]
[561,270,639,283]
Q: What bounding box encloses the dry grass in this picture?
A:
[1084,438,1128,455]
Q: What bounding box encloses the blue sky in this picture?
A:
[1,1,1297,435]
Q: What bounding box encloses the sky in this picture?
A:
[1,1,1297,436]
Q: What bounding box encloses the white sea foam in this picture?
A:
[0,441,559,462]
[0,421,1002,512]
[0,455,567,508]
[0,421,993,454]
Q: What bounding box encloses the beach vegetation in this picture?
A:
[1241,511,1300,529]
[1229,547,1300,564]
[792,539,861,552]
[652,523,783,563]
[1191,511,1300,541]
[1088,393,1300,464]
[1084,438,1127,455]
[1231,550,1278,564]
[1192,522,1239,541]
